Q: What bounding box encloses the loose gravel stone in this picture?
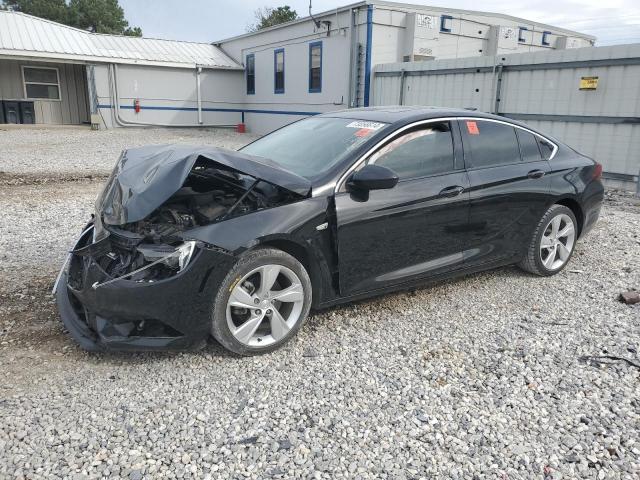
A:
[0,128,639,479]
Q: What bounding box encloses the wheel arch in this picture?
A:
[252,237,328,308]
[554,197,584,237]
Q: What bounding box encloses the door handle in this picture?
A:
[527,169,546,179]
[438,185,465,198]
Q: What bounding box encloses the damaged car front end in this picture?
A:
[55,145,313,351]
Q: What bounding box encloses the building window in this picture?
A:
[542,31,551,46]
[22,66,60,100]
[440,15,453,33]
[309,41,322,93]
[518,27,528,43]
[274,48,285,94]
[246,54,255,95]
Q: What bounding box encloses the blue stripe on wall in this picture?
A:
[98,105,322,116]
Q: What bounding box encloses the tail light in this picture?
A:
[592,162,603,180]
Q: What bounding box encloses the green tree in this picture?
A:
[248,5,297,32]
[1,0,68,24]
[68,0,140,36]
[123,25,141,36]
[1,0,142,36]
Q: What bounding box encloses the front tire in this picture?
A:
[518,204,578,276]
[211,248,312,355]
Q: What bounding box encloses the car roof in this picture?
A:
[320,106,503,124]
[319,106,563,145]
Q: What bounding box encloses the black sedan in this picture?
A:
[55,107,604,355]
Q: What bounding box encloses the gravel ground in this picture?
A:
[0,126,257,183]
[1,128,639,479]
[0,181,98,290]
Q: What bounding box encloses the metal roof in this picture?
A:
[215,0,594,44]
[369,1,595,40]
[0,10,242,69]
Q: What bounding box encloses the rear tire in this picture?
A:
[518,204,578,276]
[211,248,312,355]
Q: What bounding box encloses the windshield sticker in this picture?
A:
[346,121,386,130]
[354,128,373,137]
[466,121,479,135]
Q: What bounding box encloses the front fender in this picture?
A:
[179,197,339,306]
[180,197,330,253]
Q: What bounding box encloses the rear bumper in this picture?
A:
[56,225,236,351]
[582,202,602,237]
[580,180,605,238]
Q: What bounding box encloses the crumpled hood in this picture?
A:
[96,144,312,225]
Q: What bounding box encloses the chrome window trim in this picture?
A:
[326,116,558,196]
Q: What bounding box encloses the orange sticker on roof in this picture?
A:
[354,128,373,137]
[466,121,479,135]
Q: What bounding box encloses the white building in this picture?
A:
[0,10,244,128]
[0,2,594,133]
[215,0,595,133]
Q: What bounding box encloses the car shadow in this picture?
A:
[310,264,523,312]
[9,264,532,365]
[85,337,242,365]
[110,266,531,362]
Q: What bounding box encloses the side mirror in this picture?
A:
[347,164,399,191]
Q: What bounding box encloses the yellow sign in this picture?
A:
[579,76,599,90]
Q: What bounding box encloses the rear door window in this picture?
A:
[461,120,521,169]
[369,122,455,179]
[516,129,543,162]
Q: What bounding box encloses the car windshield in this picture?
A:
[240,117,389,179]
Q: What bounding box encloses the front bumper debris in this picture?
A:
[55,223,236,351]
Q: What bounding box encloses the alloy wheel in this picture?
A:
[226,264,305,347]
[539,213,576,271]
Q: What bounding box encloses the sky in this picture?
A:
[118,0,640,46]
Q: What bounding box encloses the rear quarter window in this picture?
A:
[516,129,543,162]
[537,137,555,160]
[461,120,521,169]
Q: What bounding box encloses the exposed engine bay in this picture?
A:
[118,158,300,243]
[73,151,309,289]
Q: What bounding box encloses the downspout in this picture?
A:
[363,4,373,107]
[196,65,203,125]
[109,63,235,128]
[347,8,357,107]
[308,0,321,29]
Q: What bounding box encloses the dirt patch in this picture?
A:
[0,275,69,353]
[0,171,108,187]
[605,189,640,213]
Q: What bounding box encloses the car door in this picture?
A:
[460,119,551,266]
[335,120,470,297]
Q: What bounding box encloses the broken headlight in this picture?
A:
[175,241,197,271]
[92,241,198,289]
[137,240,198,273]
